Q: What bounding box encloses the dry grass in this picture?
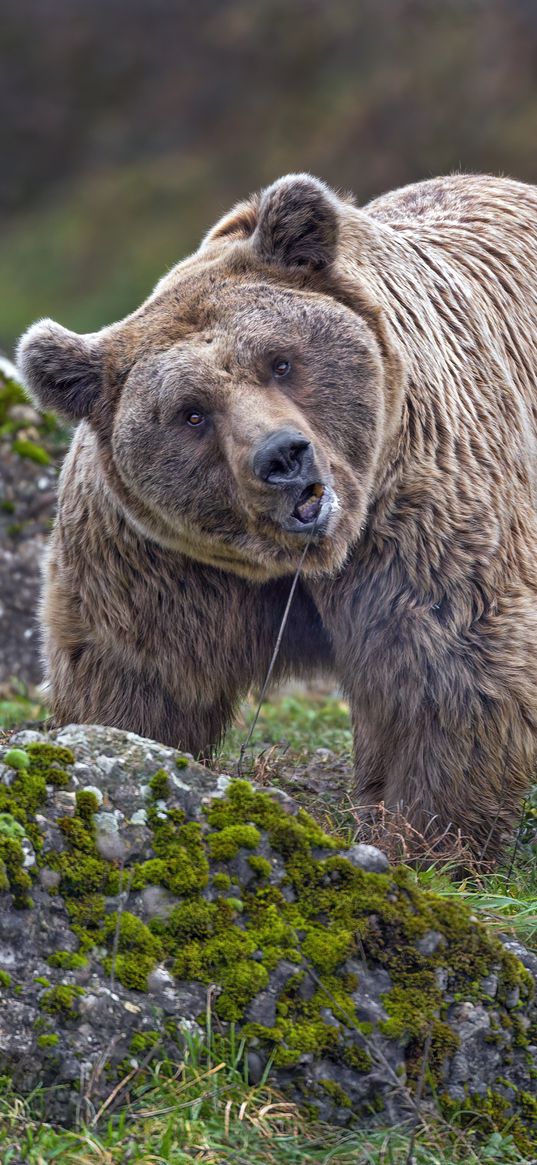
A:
[349,799,487,873]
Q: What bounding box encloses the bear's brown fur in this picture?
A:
[17,172,537,858]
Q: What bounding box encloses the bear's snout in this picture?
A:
[251,428,312,485]
[250,427,332,534]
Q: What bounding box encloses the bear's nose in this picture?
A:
[252,429,312,485]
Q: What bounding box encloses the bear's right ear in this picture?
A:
[251,174,341,273]
[17,320,104,421]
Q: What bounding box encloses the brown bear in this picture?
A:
[17,172,537,859]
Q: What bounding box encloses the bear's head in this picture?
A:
[18,175,403,580]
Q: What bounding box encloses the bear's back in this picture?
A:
[365,172,537,234]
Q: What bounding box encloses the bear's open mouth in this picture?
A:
[292,482,325,524]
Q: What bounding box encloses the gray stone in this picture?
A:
[505,986,520,1009]
[147,965,175,993]
[480,973,498,998]
[435,967,449,992]
[501,936,537,980]
[345,843,389,873]
[0,723,535,1133]
[245,990,277,1027]
[140,886,176,920]
[416,930,445,956]
[38,868,60,892]
[246,1050,267,1084]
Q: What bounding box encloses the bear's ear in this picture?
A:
[204,199,259,244]
[252,173,340,272]
[16,320,104,421]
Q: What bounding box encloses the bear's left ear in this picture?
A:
[17,319,104,421]
[252,173,341,272]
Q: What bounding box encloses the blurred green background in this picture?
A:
[2,0,537,352]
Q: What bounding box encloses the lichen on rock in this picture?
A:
[0,723,535,1135]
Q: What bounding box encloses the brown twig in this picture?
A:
[506,797,528,882]
[90,1040,162,1126]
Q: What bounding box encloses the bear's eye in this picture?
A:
[186,410,205,427]
[272,358,292,379]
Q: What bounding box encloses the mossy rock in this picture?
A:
[0,369,72,689]
[0,724,535,1138]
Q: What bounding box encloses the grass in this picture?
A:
[0,687,536,1163]
[0,1027,533,1164]
[221,691,353,760]
[416,868,537,949]
[0,678,47,731]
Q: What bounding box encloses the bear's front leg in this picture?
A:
[42,533,332,754]
[329,584,537,860]
[350,687,526,860]
[42,544,264,753]
[47,638,239,754]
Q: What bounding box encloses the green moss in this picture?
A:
[37,1033,59,1049]
[218,962,269,1021]
[302,928,354,973]
[208,824,261,861]
[45,791,120,903]
[0,747,533,1135]
[134,819,208,897]
[172,926,255,979]
[248,855,272,879]
[0,834,32,907]
[206,780,341,849]
[12,437,51,465]
[104,911,161,956]
[247,1013,340,1069]
[46,768,71,787]
[166,899,220,941]
[40,985,84,1015]
[497,950,534,1001]
[149,769,170,798]
[175,755,189,769]
[0,744,75,861]
[519,1090,537,1122]
[225,897,244,913]
[25,743,75,773]
[318,1078,352,1108]
[47,950,88,971]
[193,784,534,1089]
[102,912,162,991]
[34,976,51,987]
[0,971,11,989]
[75,790,100,821]
[107,952,157,991]
[129,1030,160,1056]
[342,1044,373,1072]
[66,894,106,947]
[51,842,119,896]
[3,749,30,771]
[0,813,25,840]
